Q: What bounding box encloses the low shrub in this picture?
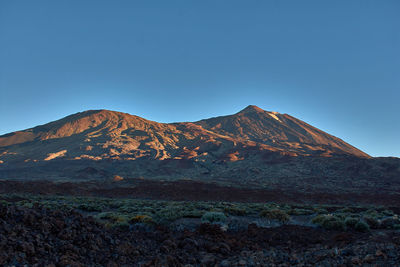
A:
[260,209,290,224]
[0,200,9,206]
[106,221,130,230]
[118,221,130,230]
[323,217,346,231]
[201,212,227,223]
[289,208,314,216]
[382,210,394,216]
[354,220,370,232]
[311,214,327,225]
[363,216,380,229]
[118,205,137,213]
[156,209,184,223]
[311,214,346,231]
[224,206,248,216]
[381,217,400,229]
[95,212,130,225]
[108,201,124,209]
[313,207,328,214]
[95,212,115,220]
[19,201,34,208]
[365,209,379,217]
[337,207,353,214]
[344,217,359,228]
[182,210,204,218]
[130,214,153,224]
[77,203,103,212]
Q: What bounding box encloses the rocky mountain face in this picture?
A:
[195,105,368,158]
[0,105,368,162]
[0,106,398,193]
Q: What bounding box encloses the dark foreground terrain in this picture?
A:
[1,179,399,266]
[1,184,400,266]
[1,179,400,206]
[1,203,400,266]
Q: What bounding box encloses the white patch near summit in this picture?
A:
[268,112,282,122]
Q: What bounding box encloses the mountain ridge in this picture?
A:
[0,105,369,161]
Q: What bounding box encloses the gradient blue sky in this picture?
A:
[0,0,399,157]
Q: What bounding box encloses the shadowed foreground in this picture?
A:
[1,203,400,266]
[0,179,399,206]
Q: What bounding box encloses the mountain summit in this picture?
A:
[238,105,266,113]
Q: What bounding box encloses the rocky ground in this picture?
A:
[1,203,400,266]
[1,179,400,206]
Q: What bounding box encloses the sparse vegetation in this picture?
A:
[363,216,380,229]
[130,214,153,224]
[381,216,400,229]
[289,208,314,216]
[344,217,359,228]
[201,211,227,223]
[0,193,397,232]
[312,214,346,231]
[260,209,290,223]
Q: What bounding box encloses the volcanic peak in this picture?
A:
[238,105,266,114]
[0,105,370,160]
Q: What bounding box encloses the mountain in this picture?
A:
[0,105,398,194]
[196,105,368,157]
[0,105,368,163]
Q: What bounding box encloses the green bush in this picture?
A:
[106,221,130,230]
[382,210,394,216]
[337,207,353,214]
[355,221,370,232]
[156,209,184,223]
[95,212,130,225]
[313,207,328,214]
[182,210,204,218]
[344,217,359,228]
[381,217,400,229]
[201,212,227,223]
[0,200,10,206]
[312,214,346,231]
[311,214,327,225]
[20,201,34,208]
[130,214,153,224]
[363,216,380,229]
[260,209,290,223]
[323,218,346,231]
[77,203,103,212]
[364,209,379,218]
[289,208,314,216]
[118,205,137,213]
[224,206,248,216]
[95,212,115,220]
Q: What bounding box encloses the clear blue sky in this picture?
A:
[0,0,399,157]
